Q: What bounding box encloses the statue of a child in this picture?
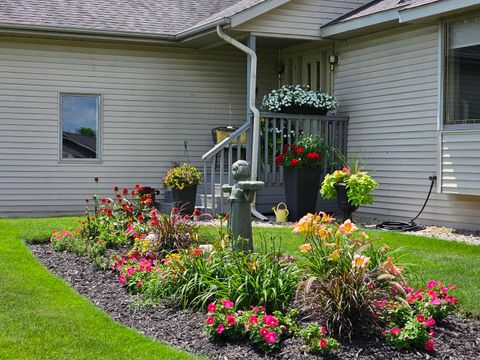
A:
[222,160,264,252]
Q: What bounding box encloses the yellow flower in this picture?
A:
[315,224,333,240]
[319,212,335,224]
[351,254,370,270]
[328,249,341,261]
[299,243,312,253]
[292,213,321,234]
[338,219,359,236]
[381,257,403,276]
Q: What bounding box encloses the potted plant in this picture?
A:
[163,163,203,215]
[320,165,377,221]
[275,134,331,221]
[261,85,337,115]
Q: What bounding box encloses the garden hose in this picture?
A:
[376,176,437,232]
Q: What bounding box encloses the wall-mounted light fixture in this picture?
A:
[276,63,285,75]
[329,54,338,71]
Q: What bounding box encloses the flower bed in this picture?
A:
[42,182,472,358]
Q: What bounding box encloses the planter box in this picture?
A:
[172,186,197,215]
[283,167,321,221]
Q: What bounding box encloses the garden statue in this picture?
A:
[222,160,264,252]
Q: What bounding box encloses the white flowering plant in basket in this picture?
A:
[261,85,337,114]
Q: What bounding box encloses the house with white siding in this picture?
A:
[0,0,479,230]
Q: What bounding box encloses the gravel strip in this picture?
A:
[29,243,480,360]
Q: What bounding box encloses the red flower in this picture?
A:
[319,338,328,349]
[113,186,119,192]
[294,146,304,155]
[259,327,269,337]
[131,190,136,197]
[172,207,179,214]
[263,315,278,327]
[216,324,225,334]
[342,167,350,174]
[225,314,236,326]
[206,317,215,325]
[290,158,300,166]
[137,214,144,223]
[426,318,436,327]
[135,184,143,192]
[193,208,201,216]
[191,248,203,256]
[105,208,113,217]
[425,339,435,352]
[222,299,234,309]
[94,177,99,183]
[321,326,326,335]
[275,154,284,166]
[249,316,259,325]
[416,314,426,323]
[122,188,128,195]
[306,152,320,161]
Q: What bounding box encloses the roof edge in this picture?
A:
[320,8,399,38]
[321,0,480,38]
[399,0,480,23]
[230,0,290,27]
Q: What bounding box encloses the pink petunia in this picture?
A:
[118,275,126,285]
[207,302,217,313]
[427,280,437,289]
[225,314,236,326]
[430,298,442,306]
[222,299,234,309]
[216,324,225,334]
[264,332,277,344]
[206,317,215,325]
[127,267,136,276]
[263,315,279,327]
[426,318,436,327]
[249,316,259,325]
[445,296,458,304]
[390,327,402,336]
[319,338,328,349]
[259,327,269,337]
[416,314,426,323]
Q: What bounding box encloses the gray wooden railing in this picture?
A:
[201,113,349,215]
[259,113,349,186]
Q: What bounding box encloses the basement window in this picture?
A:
[445,16,480,125]
[60,94,101,160]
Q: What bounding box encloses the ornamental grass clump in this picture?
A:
[294,213,405,337]
[261,85,337,113]
[163,163,203,190]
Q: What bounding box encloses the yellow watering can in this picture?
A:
[272,202,289,223]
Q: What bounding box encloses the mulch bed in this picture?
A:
[29,242,480,360]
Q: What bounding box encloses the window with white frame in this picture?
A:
[60,94,101,159]
[445,16,480,125]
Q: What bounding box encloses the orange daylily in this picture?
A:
[381,257,403,276]
[338,219,359,236]
[351,254,370,270]
[299,243,312,253]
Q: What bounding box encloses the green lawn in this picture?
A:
[200,225,480,316]
[0,217,196,360]
[1,217,478,360]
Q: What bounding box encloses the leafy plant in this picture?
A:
[274,134,331,169]
[163,163,203,190]
[299,323,340,356]
[321,167,378,207]
[204,300,296,352]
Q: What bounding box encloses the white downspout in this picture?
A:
[216,25,267,221]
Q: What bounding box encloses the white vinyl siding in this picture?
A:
[335,24,480,230]
[0,37,277,217]
[234,0,370,39]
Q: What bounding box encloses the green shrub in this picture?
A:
[299,323,340,356]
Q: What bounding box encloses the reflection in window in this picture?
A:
[446,17,480,125]
[60,94,100,159]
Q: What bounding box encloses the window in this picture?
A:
[60,94,101,159]
[445,17,480,125]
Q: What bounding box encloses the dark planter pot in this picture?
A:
[171,186,197,215]
[281,106,328,115]
[283,167,322,221]
[334,182,358,222]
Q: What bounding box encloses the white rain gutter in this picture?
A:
[216,25,267,221]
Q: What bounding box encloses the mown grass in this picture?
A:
[200,224,480,316]
[0,217,197,360]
